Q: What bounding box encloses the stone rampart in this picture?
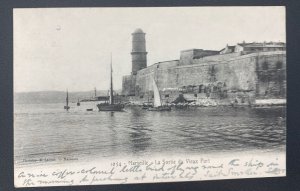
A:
[122,75,136,96]
[130,51,286,105]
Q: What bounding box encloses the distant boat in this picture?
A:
[64,89,70,111]
[97,54,124,111]
[148,78,171,111]
[142,94,153,109]
[77,99,80,106]
[86,108,93,111]
[142,102,153,109]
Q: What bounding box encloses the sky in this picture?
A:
[14,7,286,92]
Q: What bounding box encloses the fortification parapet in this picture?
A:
[131,51,286,105]
[179,49,219,66]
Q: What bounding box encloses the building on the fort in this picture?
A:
[122,29,286,106]
[220,42,286,55]
[220,45,235,54]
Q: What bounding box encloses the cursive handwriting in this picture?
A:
[15,156,285,187]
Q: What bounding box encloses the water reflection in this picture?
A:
[128,107,152,154]
[14,103,286,165]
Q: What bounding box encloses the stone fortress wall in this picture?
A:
[122,29,286,106]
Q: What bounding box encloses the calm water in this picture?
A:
[14,102,286,167]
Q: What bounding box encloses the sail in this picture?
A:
[152,78,161,107]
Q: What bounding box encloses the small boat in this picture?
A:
[86,108,93,111]
[142,102,153,109]
[97,103,124,111]
[64,89,70,111]
[175,103,189,109]
[77,99,80,106]
[97,54,124,112]
[148,78,171,111]
[148,105,171,111]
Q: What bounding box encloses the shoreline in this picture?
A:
[123,103,286,108]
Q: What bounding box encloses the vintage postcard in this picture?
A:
[14,7,286,187]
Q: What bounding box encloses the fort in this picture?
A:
[121,28,286,106]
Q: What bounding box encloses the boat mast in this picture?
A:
[110,53,114,105]
[65,89,69,111]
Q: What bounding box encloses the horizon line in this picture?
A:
[14,89,122,94]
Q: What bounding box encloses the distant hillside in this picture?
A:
[14,90,122,104]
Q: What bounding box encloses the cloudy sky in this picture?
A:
[14,7,285,92]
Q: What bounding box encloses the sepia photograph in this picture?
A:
[13,6,286,187]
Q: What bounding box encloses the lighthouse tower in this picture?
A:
[131,28,147,75]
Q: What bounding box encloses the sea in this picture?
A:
[14,101,286,168]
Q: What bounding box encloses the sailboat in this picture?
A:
[97,54,124,111]
[142,91,153,109]
[148,78,171,111]
[64,89,70,111]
